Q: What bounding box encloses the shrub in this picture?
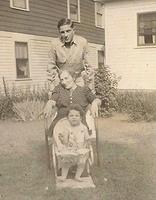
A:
[117,90,156,122]
[0,85,49,121]
[0,95,14,120]
[94,65,118,117]
[13,99,45,121]
[10,85,49,103]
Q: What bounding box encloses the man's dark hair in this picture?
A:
[57,18,74,30]
[67,104,85,117]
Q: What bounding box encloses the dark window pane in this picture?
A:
[13,0,27,9]
[15,42,28,59]
[98,50,104,67]
[70,0,78,21]
[70,0,77,5]
[16,59,29,78]
[144,35,153,44]
[138,12,156,45]
[97,13,102,27]
[15,42,29,78]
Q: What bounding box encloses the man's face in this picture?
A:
[68,110,81,126]
[59,24,75,44]
[60,71,74,89]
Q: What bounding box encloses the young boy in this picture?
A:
[53,104,90,182]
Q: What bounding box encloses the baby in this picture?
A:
[53,104,90,181]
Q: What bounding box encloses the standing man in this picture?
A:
[47,18,94,91]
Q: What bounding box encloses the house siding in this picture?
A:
[105,0,156,89]
[0,0,104,44]
[0,36,15,81]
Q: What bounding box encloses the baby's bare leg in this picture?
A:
[61,163,70,180]
[75,156,86,180]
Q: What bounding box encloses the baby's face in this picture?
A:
[68,110,81,126]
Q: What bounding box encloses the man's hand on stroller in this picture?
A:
[91,98,101,118]
[47,67,58,82]
[44,100,56,118]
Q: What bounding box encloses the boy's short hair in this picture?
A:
[67,104,84,117]
[57,18,74,30]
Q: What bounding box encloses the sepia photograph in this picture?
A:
[0,0,156,199]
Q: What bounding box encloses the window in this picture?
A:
[15,42,30,79]
[10,0,29,11]
[138,12,156,46]
[67,0,80,22]
[98,50,104,68]
[95,2,104,28]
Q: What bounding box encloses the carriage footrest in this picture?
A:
[56,176,95,189]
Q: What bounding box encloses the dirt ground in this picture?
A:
[1,114,156,200]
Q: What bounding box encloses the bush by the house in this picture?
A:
[94,65,118,117]
[10,85,49,103]
[117,90,156,122]
[0,95,14,120]
[13,99,45,121]
[0,85,49,121]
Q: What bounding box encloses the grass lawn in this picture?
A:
[0,114,156,200]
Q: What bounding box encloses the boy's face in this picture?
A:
[68,110,81,126]
[59,24,75,44]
